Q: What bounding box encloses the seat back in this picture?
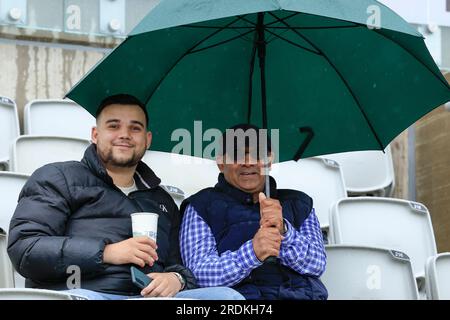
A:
[161,185,185,208]
[24,99,95,141]
[425,253,450,300]
[0,172,29,232]
[329,197,437,279]
[0,97,20,169]
[0,172,30,288]
[0,232,14,288]
[142,151,219,198]
[320,146,395,196]
[10,136,91,174]
[271,158,347,229]
[322,245,419,300]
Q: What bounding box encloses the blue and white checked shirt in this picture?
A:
[180,204,327,287]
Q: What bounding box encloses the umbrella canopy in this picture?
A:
[66,0,450,162]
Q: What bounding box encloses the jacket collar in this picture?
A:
[214,173,278,205]
[81,144,161,189]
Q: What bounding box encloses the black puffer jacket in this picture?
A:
[7,144,196,295]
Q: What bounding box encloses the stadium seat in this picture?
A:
[142,151,219,198]
[0,96,20,170]
[320,146,395,197]
[0,172,29,232]
[425,253,450,300]
[10,136,91,174]
[0,172,30,288]
[161,185,185,208]
[0,231,14,288]
[0,288,87,300]
[329,197,437,290]
[23,99,95,141]
[322,245,419,300]
[271,158,347,230]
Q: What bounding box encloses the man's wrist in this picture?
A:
[172,272,186,290]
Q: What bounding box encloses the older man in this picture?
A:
[180,124,328,300]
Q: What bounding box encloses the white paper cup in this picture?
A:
[130,212,159,241]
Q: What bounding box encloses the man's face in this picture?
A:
[92,103,151,168]
[217,149,272,196]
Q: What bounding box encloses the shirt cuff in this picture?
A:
[236,239,263,269]
[281,219,295,245]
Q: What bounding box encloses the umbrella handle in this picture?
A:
[264,256,277,264]
[294,127,315,161]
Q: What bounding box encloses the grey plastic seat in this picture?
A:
[329,197,437,290]
[161,185,185,209]
[0,96,20,170]
[0,172,30,288]
[0,231,14,288]
[322,245,419,300]
[425,253,450,300]
[271,158,347,230]
[10,136,91,174]
[320,146,395,197]
[0,288,87,300]
[0,172,29,232]
[24,99,95,141]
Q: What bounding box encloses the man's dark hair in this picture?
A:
[220,123,272,161]
[96,94,149,126]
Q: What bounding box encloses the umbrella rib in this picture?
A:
[263,28,321,55]
[267,25,359,30]
[373,29,450,90]
[143,16,248,107]
[189,29,255,54]
[247,32,258,124]
[264,12,299,27]
[181,26,254,29]
[268,12,385,150]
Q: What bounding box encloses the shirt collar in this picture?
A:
[214,173,278,205]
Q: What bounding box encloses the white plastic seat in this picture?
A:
[161,185,185,208]
[271,158,347,229]
[142,151,220,199]
[329,197,437,287]
[0,231,14,288]
[10,136,91,174]
[322,245,419,300]
[320,146,395,196]
[0,172,29,232]
[0,288,87,300]
[0,172,31,288]
[0,96,20,170]
[425,253,450,300]
[24,99,95,141]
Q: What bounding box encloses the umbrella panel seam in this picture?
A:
[267,11,385,151]
[143,15,249,107]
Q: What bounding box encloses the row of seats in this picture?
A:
[322,246,450,300]
[0,154,447,299]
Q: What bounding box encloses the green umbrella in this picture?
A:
[66,0,450,163]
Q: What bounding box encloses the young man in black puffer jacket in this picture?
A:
[7,94,243,300]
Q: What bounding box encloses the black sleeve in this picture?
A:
[7,164,109,282]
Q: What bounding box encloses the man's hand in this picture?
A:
[103,236,158,267]
[141,272,182,298]
[252,226,282,261]
[259,192,284,234]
